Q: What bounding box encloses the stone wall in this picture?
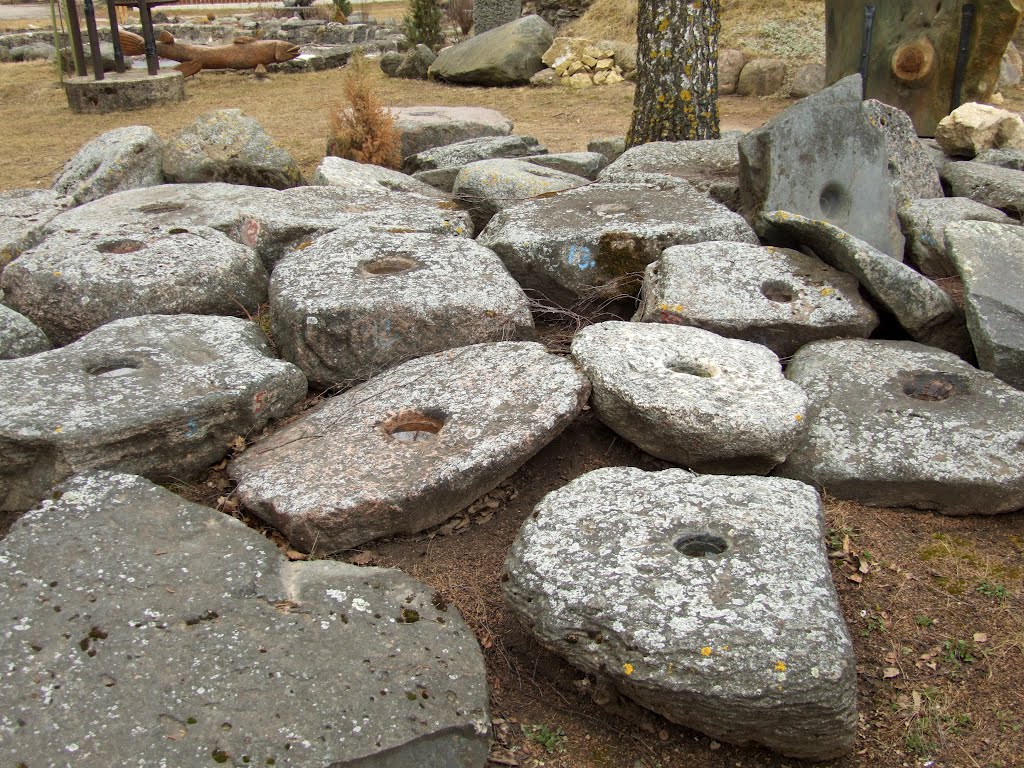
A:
[521,0,594,29]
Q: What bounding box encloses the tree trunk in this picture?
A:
[627,0,721,148]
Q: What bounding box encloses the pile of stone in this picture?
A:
[533,36,632,87]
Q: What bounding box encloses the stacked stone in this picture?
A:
[542,37,627,87]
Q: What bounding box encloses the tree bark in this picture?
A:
[627,0,721,148]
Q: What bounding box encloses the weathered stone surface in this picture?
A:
[230,342,589,553]
[10,41,56,61]
[572,322,808,472]
[429,15,554,86]
[935,102,1024,158]
[736,58,785,96]
[740,75,905,260]
[0,189,68,272]
[790,62,825,98]
[945,220,1024,388]
[1,226,268,345]
[1000,41,1023,89]
[777,339,1024,514]
[65,70,185,114]
[52,126,164,206]
[478,181,757,312]
[941,160,1024,216]
[270,229,534,387]
[163,109,304,189]
[392,106,514,160]
[529,66,559,85]
[402,135,546,187]
[899,197,1016,278]
[587,136,626,162]
[974,147,1024,170]
[718,48,746,95]
[454,158,589,230]
[474,0,522,34]
[312,155,447,197]
[394,43,436,79]
[864,99,944,206]
[0,302,50,359]
[524,151,608,180]
[636,241,878,357]
[503,467,857,759]
[0,472,490,768]
[0,315,306,512]
[763,211,971,356]
[379,48,403,75]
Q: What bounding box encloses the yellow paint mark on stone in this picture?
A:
[775,660,787,672]
[701,646,713,657]
[623,663,635,675]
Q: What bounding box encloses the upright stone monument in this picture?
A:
[473,0,522,34]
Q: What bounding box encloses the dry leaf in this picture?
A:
[847,573,863,584]
[973,632,988,643]
[858,557,871,574]
[349,551,375,566]
[285,549,308,561]
[912,690,923,709]
[883,667,901,679]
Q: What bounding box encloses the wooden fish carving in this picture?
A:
[119,29,301,75]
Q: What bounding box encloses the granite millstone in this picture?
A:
[635,241,878,357]
[402,135,545,176]
[312,155,449,198]
[270,229,534,387]
[0,472,490,768]
[0,315,307,512]
[0,189,69,272]
[1,225,268,345]
[477,181,757,312]
[229,342,590,554]
[944,220,1024,389]
[898,197,1017,278]
[502,467,858,760]
[391,106,514,160]
[524,151,609,181]
[941,160,1024,217]
[571,322,808,473]
[776,339,1024,514]
[0,301,51,359]
[52,125,164,206]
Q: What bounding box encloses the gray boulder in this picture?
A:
[974,147,1024,171]
[523,151,609,180]
[453,158,589,230]
[379,49,404,75]
[0,302,50,359]
[394,43,436,79]
[740,75,904,260]
[790,62,825,98]
[941,160,1024,217]
[864,99,944,206]
[230,342,589,553]
[10,42,56,61]
[503,467,858,760]
[899,197,1017,278]
[0,472,490,768]
[777,339,1024,514]
[0,189,69,272]
[478,181,757,313]
[312,154,448,197]
[163,109,304,189]
[429,15,554,86]
[474,0,522,34]
[1,225,268,345]
[0,315,306,512]
[392,105,514,159]
[270,229,534,387]
[406,135,547,191]
[736,58,785,96]
[718,48,746,95]
[945,220,1024,388]
[572,322,808,473]
[635,241,878,357]
[763,211,971,357]
[52,126,164,206]
[587,136,626,162]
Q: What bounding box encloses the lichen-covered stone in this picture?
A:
[863,99,944,206]
[736,58,785,96]
[270,229,534,387]
[0,189,69,273]
[0,472,490,768]
[974,147,1024,170]
[52,126,164,206]
[941,160,1024,216]
[229,342,589,553]
[524,151,609,180]
[1,226,268,345]
[935,102,1024,158]
[0,315,306,512]
[899,197,1017,277]
[776,339,1024,513]
[571,322,808,473]
[0,302,50,359]
[391,106,514,160]
[586,136,626,162]
[312,155,448,197]
[635,241,878,357]
[502,467,857,760]
[429,15,554,86]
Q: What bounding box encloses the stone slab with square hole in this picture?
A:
[229,342,589,554]
[0,472,490,768]
[944,220,1024,389]
[571,322,808,473]
[898,197,1017,278]
[502,466,857,760]
[270,230,535,388]
[0,315,306,512]
[634,241,878,357]
[941,160,1024,217]
[391,106,514,160]
[775,339,1024,513]
[0,301,50,359]
[477,181,757,314]
[0,225,268,346]
[0,189,69,272]
[739,75,905,259]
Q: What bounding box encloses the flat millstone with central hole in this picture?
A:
[571,322,808,473]
[501,466,858,760]
[270,229,534,388]
[0,472,491,768]
[0,314,307,512]
[775,339,1024,513]
[634,241,878,356]
[228,342,590,554]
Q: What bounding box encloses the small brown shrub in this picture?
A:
[446,0,473,37]
[327,53,403,169]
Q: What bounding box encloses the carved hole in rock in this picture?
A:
[593,202,632,215]
[361,254,420,276]
[666,358,718,378]
[761,279,794,303]
[86,359,142,378]
[137,202,186,214]
[674,533,728,557]
[96,239,144,254]
[384,410,445,443]
[902,371,957,401]
[818,182,852,221]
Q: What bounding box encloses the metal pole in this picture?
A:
[951,3,976,112]
[136,1,160,76]
[105,0,126,73]
[82,0,105,80]
[63,0,87,77]
[857,4,876,98]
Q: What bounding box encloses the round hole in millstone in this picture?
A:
[95,239,145,254]
[761,279,795,303]
[361,254,421,276]
[384,411,445,443]
[86,359,143,378]
[666,358,718,378]
[674,533,728,557]
[818,182,852,221]
[902,371,957,402]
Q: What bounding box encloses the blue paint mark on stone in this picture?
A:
[185,418,199,438]
[566,244,595,270]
